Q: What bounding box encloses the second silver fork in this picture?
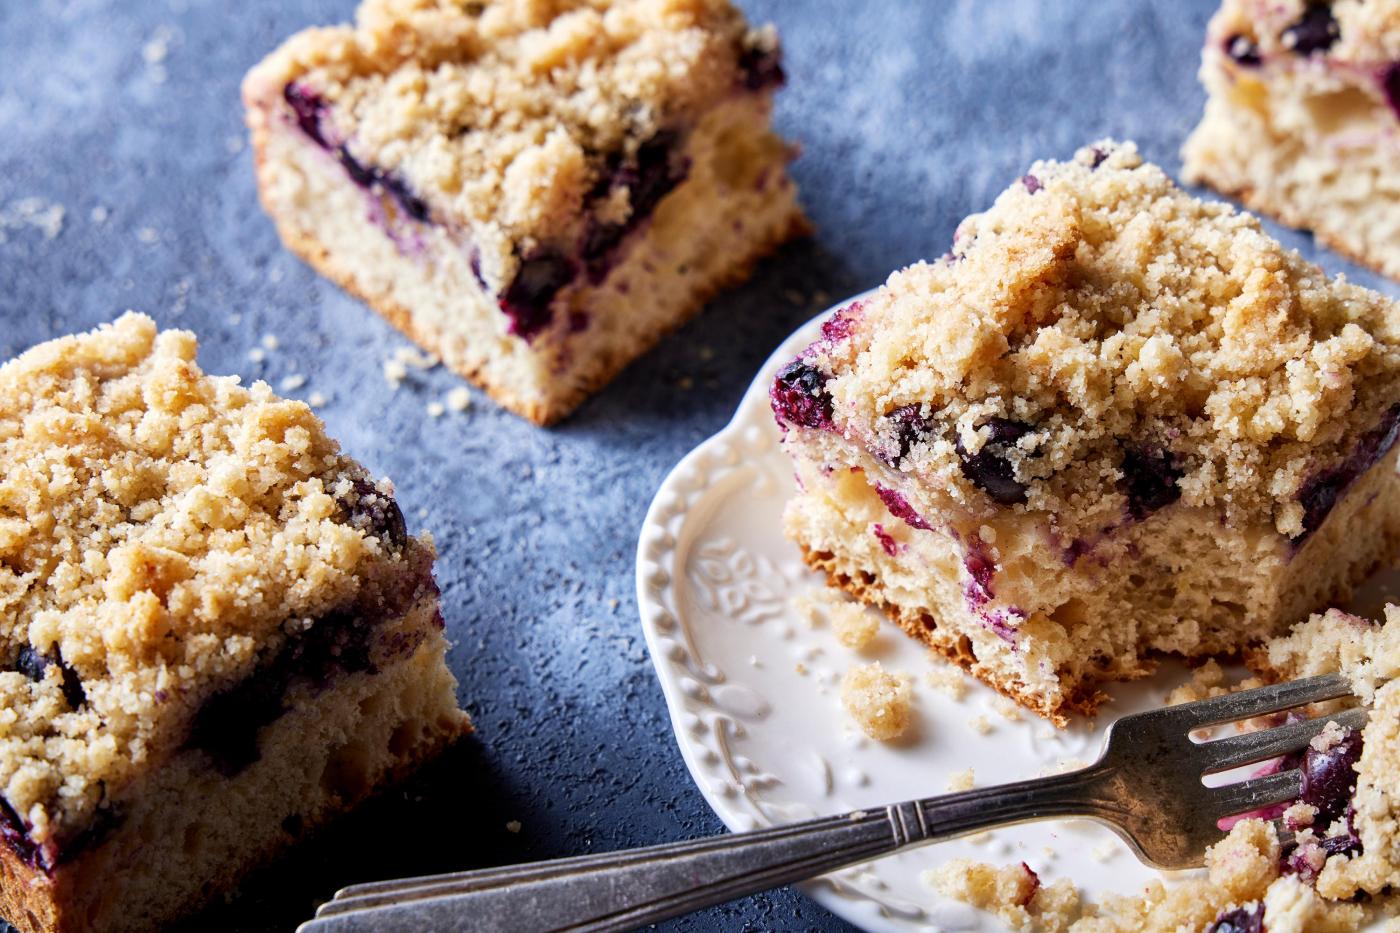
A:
[300,672,1364,933]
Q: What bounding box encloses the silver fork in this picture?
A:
[298,673,1364,933]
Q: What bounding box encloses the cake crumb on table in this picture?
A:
[925,663,968,700]
[968,714,993,736]
[505,821,522,834]
[840,663,912,741]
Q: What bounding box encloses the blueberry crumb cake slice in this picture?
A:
[0,314,470,933]
[1183,0,1400,280]
[773,140,1400,725]
[244,0,808,425]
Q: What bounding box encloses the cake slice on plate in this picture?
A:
[244,0,807,425]
[1183,0,1400,280]
[773,140,1400,725]
[0,314,470,932]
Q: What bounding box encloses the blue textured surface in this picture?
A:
[1,1,1397,930]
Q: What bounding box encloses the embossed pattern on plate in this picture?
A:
[635,295,1398,933]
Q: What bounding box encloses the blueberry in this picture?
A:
[1120,446,1182,519]
[1021,174,1042,194]
[1205,902,1263,933]
[1282,4,1339,56]
[1225,34,1262,66]
[12,646,85,709]
[339,477,408,551]
[1383,62,1400,120]
[885,404,933,461]
[770,359,833,429]
[1297,405,1400,538]
[283,82,329,147]
[875,484,931,531]
[955,419,1033,506]
[0,795,39,869]
[581,132,688,283]
[737,42,785,91]
[1089,146,1111,168]
[1300,726,1363,825]
[500,250,576,340]
[872,523,899,556]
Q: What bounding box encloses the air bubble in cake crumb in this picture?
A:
[279,374,306,392]
[505,820,522,833]
[947,768,976,791]
[446,387,472,412]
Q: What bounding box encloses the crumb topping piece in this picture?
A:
[0,313,414,848]
[806,140,1400,536]
[840,662,912,741]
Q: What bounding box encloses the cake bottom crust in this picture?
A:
[0,609,469,933]
[799,543,1124,725]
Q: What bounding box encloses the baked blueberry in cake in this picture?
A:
[1183,0,1400,281]
[244,0,808,425]
[0,314,470,933]
[774,140,1400,724]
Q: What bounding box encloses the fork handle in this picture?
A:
[298,765,1112,933]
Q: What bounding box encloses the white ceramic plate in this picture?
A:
[634,295,1399,933]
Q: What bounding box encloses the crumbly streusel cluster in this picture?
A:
[250,0,778,283]
[0,313,412,844]
[804,140,1400,538]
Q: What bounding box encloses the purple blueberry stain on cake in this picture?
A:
[1281,4,1339,56]
[1204,902,1263,933]
[955,419,1034,506]
[1297,404,1400,539]
[820,300,865,345]
[872,523,901,557]
[771,358,834,430]
[1021,174,1042,194]
[874,484,932,530]
[1119,446,1182,520]
[283,82,329,147]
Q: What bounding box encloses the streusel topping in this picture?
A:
[0,313,411,845]
[246,0,776,281]
[812,141,1400,536]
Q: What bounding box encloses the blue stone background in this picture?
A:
[1,1,1397,930]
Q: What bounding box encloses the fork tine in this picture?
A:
[1199,706,1368,774]
[1163,673,1352,730]
[1209,769,1304,819]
